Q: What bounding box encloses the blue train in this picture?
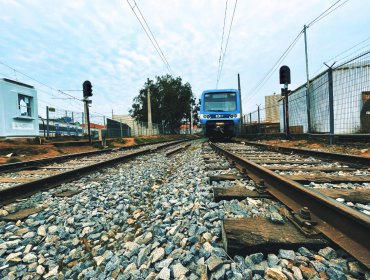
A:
[200,89,241,139]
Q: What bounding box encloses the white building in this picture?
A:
[0,78,39,137]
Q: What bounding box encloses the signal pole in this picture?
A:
[82,80,93,144]
[279,66,291,140]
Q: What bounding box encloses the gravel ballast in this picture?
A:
[0,141,369,279]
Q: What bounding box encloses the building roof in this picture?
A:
[1,78,34,89]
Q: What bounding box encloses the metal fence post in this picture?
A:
[327,67,335,144]
[46,106,50,139]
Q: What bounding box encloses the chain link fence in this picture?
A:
[39,108,176,139]
[243,49,370,138]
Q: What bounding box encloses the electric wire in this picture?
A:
[217,0,238,87]
[0,66,83,112]
[307,0,350,28]
[133,0,174,76]
[126,0,174,76]
[216,0,228,88]
[246,0,349,102]
[247,29,304,100]
[312,37,370,77]
[0,61,83,105]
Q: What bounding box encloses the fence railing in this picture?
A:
[39,108,180,138]
[243,49,370,137]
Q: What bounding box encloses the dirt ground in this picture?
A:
[0,135,187,164]
[259,139,370,158]
[1,136,368,164]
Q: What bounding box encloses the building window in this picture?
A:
[18,94,32,117]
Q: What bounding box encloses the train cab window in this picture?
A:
[204,92,236,112]
[18,94,32,117]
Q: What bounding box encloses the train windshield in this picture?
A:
[204,92,237,112]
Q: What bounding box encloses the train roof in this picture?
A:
[201,89,239,95]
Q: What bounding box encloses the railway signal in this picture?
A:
[82,80,92,143]
[279,65,291,85]
[83,80,93,97]
[279,66,291,140]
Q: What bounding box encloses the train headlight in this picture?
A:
[201,114,211,119]
[229,114,240,118]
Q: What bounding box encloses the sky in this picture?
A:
[1,0,370,121]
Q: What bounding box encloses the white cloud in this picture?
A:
[1,0,369,117]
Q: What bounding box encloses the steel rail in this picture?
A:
[239,140,370,166]
[0,139,188,173]
[0,140,188,205]
[0,149,114,173]
[210,142,370,269]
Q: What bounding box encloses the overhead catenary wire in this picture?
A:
[312,36,370,77]
[0,61,83,105]
[306,0,350,28]
[246,0,349,102]
[216,0,228,88]
[216,0,238,88]
[247,29,304,100]
[127,0,175,76]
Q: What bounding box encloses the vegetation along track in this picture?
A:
[209,141,370,270]
[0,139,190,205]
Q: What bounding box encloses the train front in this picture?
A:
[200,89,241,139]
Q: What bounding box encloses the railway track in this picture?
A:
[0,139,189,205]
[207,141,370,270]
[0,139,368,279]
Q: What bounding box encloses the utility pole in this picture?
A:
[237,73,243,135]
[304,25,311,133]
[257,104,261,135]
[147,78,152,134]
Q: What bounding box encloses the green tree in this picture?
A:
[130,75,194,133]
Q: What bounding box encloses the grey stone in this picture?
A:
[251,263,265,276]
[172,263,188,278]
[212,247,227,258]
[155,258,173,271]
[326,267,346,280]
[298,247,313,258]
[22,253,37,263]
[310,261,327,273]
[169,248,184,260]
[270,212,285,224]
[211,264,227,280]
[267,254,279,267]
[248,252,264,264]
[207,255,224,272]
[318,247,337,260]
[156,267,170,280]
[278,249,295,261]
[291,265,303,279]
[151,247,165,263]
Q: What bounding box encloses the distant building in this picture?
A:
[265,93,281,123]
[0,78,39,137]
[112,114,161,136]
